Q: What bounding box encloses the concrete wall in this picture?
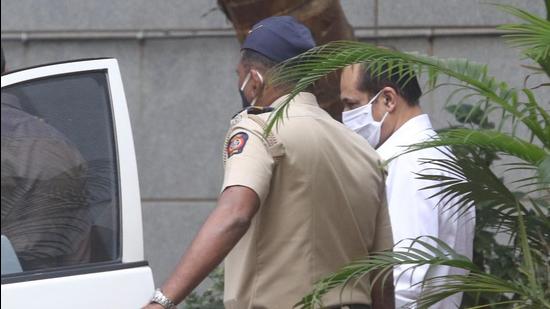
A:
[2,0,548,295]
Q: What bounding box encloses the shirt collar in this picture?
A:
[377,114,434,160]
[270,92,318,109]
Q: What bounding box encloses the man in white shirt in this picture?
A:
[340,63,475,308]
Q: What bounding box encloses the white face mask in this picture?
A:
[239,71,264,109]
[342,91,388,148]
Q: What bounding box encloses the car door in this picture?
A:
[1,58,154,308]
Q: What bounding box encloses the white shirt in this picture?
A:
[377,114,475,308]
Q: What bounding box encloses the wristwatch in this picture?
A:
[150,288,177,309]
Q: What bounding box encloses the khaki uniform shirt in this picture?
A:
[222,92,393,309]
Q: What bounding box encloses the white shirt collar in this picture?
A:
[376,114,434,161]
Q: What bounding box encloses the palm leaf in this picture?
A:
[414,273,550,308]
[496,4,550,77]
[296,237,476,309]
[401,128,548,166]
[268,42,548,143]
[268,4,550,308]
[537,155,550,185]
[415,148,549,253]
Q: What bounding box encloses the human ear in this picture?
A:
[381,87,398,112]
[243,69,262,100]
[249,69,264,90]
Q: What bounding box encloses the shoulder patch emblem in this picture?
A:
[227,132,249,158]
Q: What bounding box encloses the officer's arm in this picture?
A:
[371,271,395,309]
[143,185,259,308]
[371,166,395,309]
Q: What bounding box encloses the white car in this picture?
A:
[1,59,155,308]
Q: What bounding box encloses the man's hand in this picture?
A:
[143,186,260,307]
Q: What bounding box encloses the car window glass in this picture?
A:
[1,70,120,275]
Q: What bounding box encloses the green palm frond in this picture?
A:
[296,237,476,309]
[268,42,548,143]
[537,155,550,185]
[414,273,549,308]
[402,128,548,165]
[522,88,550,148]
[415,156,516,220]
[497,4,550,75]
[445,103,495,129]
[414,152,548,254]
[298,236,548,308]
[270,4,550,308]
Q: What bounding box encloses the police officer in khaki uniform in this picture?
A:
[144,16,393,309]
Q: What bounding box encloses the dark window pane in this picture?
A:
[1,70,120,275]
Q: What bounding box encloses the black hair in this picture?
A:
[241,49,277,71]
[358,63,422,106]
[1,47,5,73]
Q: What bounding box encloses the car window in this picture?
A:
[1,70,120,275]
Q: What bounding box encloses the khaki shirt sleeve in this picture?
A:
[222,118,274,204]
[372,166,394,252]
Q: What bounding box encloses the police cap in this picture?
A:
[242,16,316,63]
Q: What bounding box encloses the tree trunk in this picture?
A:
[218,0,356,120]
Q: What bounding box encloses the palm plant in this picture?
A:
[217,0,356,119]
[268,3,550,308]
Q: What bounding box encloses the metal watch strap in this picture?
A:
[150,288,177,309]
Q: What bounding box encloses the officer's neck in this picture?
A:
[254,87,287,108]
